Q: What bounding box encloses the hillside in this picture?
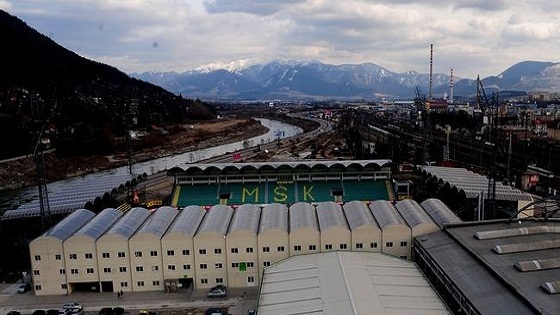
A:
[0,10,216,159]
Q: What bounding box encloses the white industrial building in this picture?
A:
[29,200,460,295]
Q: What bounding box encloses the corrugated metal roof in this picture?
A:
[105,207,150,239]
[342,200,379,230]
[197,204,233,235]
[228,204,261,234]
[395,199,434,229]
[369,200,406,229]
[419,166,533,201]
[420,198,461,228]
[135,206,178,237]
[289,202,318,233]
[42,208,95,241]
[74,208,122,240]
[259,203,288,233]
[257,251,449,315]
[166,205,206,236]
[315,201,348,231]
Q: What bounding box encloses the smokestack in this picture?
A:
[429,44,433,100]
[449,68,454,104]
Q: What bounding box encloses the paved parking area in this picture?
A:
[0,283,257,315]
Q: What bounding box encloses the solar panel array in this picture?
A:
[419,166,533,201]
[2,173,142,220]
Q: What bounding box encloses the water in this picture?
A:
[1,118,303,212]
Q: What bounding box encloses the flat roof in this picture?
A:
[416,220,560,314]
[257,251,449,315]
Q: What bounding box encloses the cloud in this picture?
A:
[203,0,302,16]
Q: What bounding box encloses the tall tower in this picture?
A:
[428,44,433,100]
[449,68,454,104]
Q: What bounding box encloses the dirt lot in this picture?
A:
[0,118,268,191]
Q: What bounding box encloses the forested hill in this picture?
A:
[0,10,215,159]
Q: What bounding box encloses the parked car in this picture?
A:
[46,309,59,315]
[207,286,227,298]
[32,310,46,315]
[7,311,21,315]
[17,284,30,293]
[62,303,82,311]
[112,307,125,315]
[99,308,113,315]
[210,285,227,293]
[204,309,223,315]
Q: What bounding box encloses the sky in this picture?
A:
[1,0,559,79]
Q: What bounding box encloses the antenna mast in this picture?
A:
[428,44,433,100]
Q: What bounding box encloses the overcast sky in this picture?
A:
[2,0,559,79]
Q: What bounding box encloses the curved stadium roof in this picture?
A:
[420,198,462,228]
[395,199,434,229]
[316,201,348,231]
[105,207,150,239]
[197,205,233,235]
[369,200,406,229]
[135,206,178,237]
[259,203,289,234]
[228,204,261,234]
[342,200,379,230]
[42,208,95,242]
[289,202,319,233]
[166,205,206,237]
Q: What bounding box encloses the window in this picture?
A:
[119,267,127,272]
[167,250,175,256]
[153,281,160,286]
[356,243,363,249]
[137,281,145,287]
[262,246,270,252]
[248,276,255,283]
[33,270,40,276]
[35,285,41,291]
[120,282,128,287]
[246,247,253,253]
[86,268,94,274]
[214,248,222,254]
[400,255,408,259]
[103,267,111,273]
[150,250,158,257]
[55,254,61,260]
[277,246,285,252]
[59,269,65,275]
[152,266,159,272]
[199,249,206,255]
[247,262,254,268]
[118,252,126,258]
[70,269,78,274]
[61,284,67,289]
[134,251,143,257]
[215,263,223,269]
[263,261,271,267]
[34,255,41,261]
[200,264,207,269]
[309,245,316,251]
[339,244,347,250]
[136,266,144,272]
[231,248,238,254]
[167,265,176,271]
[69,254,77,259]
[216,278,223,284]
[386,242,393,248]
[231,262,239,268]
[201,279,208,284]
[400,241,408,247]
[371,242,378,249]
[182,249,190,256]
[85,253,93,259]
[102,252,110,258]
[294,245,301,251]
[183,264,190,270]
[325,244,332,250]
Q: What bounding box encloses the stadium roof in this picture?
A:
[105,207,150,239]
[168,159,392,175]
[369,200,406,229]
[134,206,177,237]
[418,166,533,201]
[257,251,449,315]
[395,199,434,229]
[197,205,233,235]
[416,220,560,314]
[289,202,319,233]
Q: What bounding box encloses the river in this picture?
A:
[1,118,303,216]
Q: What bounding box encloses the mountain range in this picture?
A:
[132,60,560,101]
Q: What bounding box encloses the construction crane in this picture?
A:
[476,76,498,219]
